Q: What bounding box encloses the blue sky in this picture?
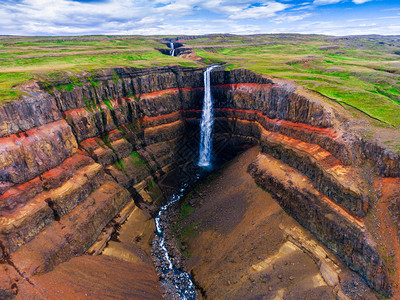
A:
[0,0,398,36]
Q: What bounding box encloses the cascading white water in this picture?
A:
[198,65,217,168]
[152,181,198,299]
[151,65,217,298]
[170,42,175,56]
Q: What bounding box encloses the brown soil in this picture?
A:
[30,255,162,299]
[177,49,202,61]
[369,177,400,295]
[174,146,377,299]
[8,201,162,299]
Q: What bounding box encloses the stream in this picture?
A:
[151,181,198,300]
[151,65,218,299]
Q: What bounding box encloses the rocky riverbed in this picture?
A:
[160,147,378,300]
[151,186,198,300]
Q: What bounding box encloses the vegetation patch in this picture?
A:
[1,34,400,128]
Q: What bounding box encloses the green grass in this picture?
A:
[1,34,400,128]
[0,35,199,102]
[180,202,195,219]
[129,151,147,167]
[114,159,125,171]
[192,36,400,127]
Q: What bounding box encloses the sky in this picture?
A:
[0,0,399,36]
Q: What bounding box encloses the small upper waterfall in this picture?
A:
[198,65,217,168]
[170,42,175,56]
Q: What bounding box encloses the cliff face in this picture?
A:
[0,66,399,297]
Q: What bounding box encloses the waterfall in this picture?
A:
[198,65,217,168]
[170,42,175,56]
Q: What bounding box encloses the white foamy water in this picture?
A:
[153,183,198,299]
[170,42,175,56]
[198,65,218,168]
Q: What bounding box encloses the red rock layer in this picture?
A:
[0,66,398,298]
[248,154,389,293]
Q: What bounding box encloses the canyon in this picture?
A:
[168,146,377,299]
[0,66,399,298]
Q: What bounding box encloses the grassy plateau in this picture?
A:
[0,34,399,129]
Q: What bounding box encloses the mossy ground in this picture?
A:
[192,35,400,127]
[1,34,399,128]
[0,36,198,102]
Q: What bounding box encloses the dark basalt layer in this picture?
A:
[0,66,398,297]
[248,154,386,292]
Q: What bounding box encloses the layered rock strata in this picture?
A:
[248,154,384,291]
[0,66,398,297]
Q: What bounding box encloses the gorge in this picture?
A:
[0,66,399,299]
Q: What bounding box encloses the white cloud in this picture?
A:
[0,0,157,35]
[270,19,400,36]
[0,0,394,36]
[0,0,289,35]
[137,17,163,25]
[377,16,400,20]
[274,13,312,22]
[346,18,368,22]
[229,2,289,19]
[292,4,314,11]
[155,0,200,17]
[313,0,342,5]
[353,0,372,4]
[382,7,400,12]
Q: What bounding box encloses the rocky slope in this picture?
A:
[0,66,399,298]
[169,146,377,299]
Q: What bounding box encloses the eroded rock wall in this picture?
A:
[0,66,398,297]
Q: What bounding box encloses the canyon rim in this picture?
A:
[0,31,399,300]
